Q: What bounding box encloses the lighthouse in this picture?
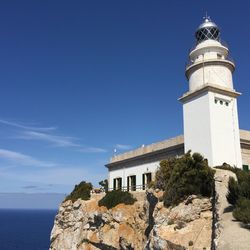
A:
[180,16,242,168]
[107,16,250,191]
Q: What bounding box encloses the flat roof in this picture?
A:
[106,129,250,167]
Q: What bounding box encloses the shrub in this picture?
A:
[227,177,239,205]
[239,176,250,200]
[147,180,155,189]
[65,181,92,202]
[233,198,250,224]
[153,152,215,207]
[226,167,250,206]
[163,152,215,206]
[215,163,238,173]
[218,163,250,225]
[98,190,136,209]
[99,179,108,193]
[154,159,175,190]
[215,163,249,183]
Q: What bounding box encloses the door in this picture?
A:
[142,173,152,190]
[127,175,136,191]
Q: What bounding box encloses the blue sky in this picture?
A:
[0,0,250,197]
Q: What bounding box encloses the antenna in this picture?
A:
[203,12,210,21]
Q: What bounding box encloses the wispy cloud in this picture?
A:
[22,185,37,189]
[115,144,133,150]
[17,131,79,147]
[2,118,107,154]
[0,119,56,131]
[78,147,107,153]
[17,131,107,153]
[0,149,55,167]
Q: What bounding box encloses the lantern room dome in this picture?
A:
[195,17,220,43]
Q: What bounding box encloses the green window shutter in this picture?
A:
[243,165,249,172]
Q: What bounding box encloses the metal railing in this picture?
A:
[109,184,150,192]
[188,39,229,53]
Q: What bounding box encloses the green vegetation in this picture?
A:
[215,163,239,173]
[99,179,108,193]
[154,158,176,190]
[153,151,215,207]
[98,190,136,209]
[65,181,93,202]
[233,198,250,224]
[227,177,239,205]
[218,164,250,224]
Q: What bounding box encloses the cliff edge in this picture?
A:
[50,191,212,250]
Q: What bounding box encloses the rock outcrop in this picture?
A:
[50,193,147,250]
[148,195,212,249]
[50,191,212,250]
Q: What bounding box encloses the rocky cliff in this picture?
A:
[50,191,212,250]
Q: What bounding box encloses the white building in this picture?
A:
[106,17,250,191]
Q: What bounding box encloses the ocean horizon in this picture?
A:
[0,209,57,250]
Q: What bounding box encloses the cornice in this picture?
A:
[179,84,241,103]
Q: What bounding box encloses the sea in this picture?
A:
[0,209,57,250]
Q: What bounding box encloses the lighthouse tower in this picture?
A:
[180,17,242,168]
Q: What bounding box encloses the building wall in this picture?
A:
[240,130,250,168]
[242,146,250,167]
[108,146,184,190]
[108,139,249,191]
[183,92,213,163]
[189,65,233,91]
[183,91,242,168]
[109,161,159,190]
[209,92,242,168]
[188,40,233,92]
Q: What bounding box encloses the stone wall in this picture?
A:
[240,129,250,167]
[241,147,250,167]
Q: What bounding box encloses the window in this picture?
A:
[142,173,152,190]
[127,175,136,191]
[113,177,122,190]
[214,98,230,106]
[243,165,249,172]
[217,53,222,59]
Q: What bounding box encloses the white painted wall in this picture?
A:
[188,40,233,92]
[190,40,228,61]
[209,93,242,167]
[109,161,160,190]
[189,65,233,91]
[183,92,213,162]
[183,91,242,168]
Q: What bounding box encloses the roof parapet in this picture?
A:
[109,135,184,164]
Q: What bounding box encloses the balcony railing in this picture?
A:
[188,39,229,54]
[109,184,151,192]
[185,55,235,69]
